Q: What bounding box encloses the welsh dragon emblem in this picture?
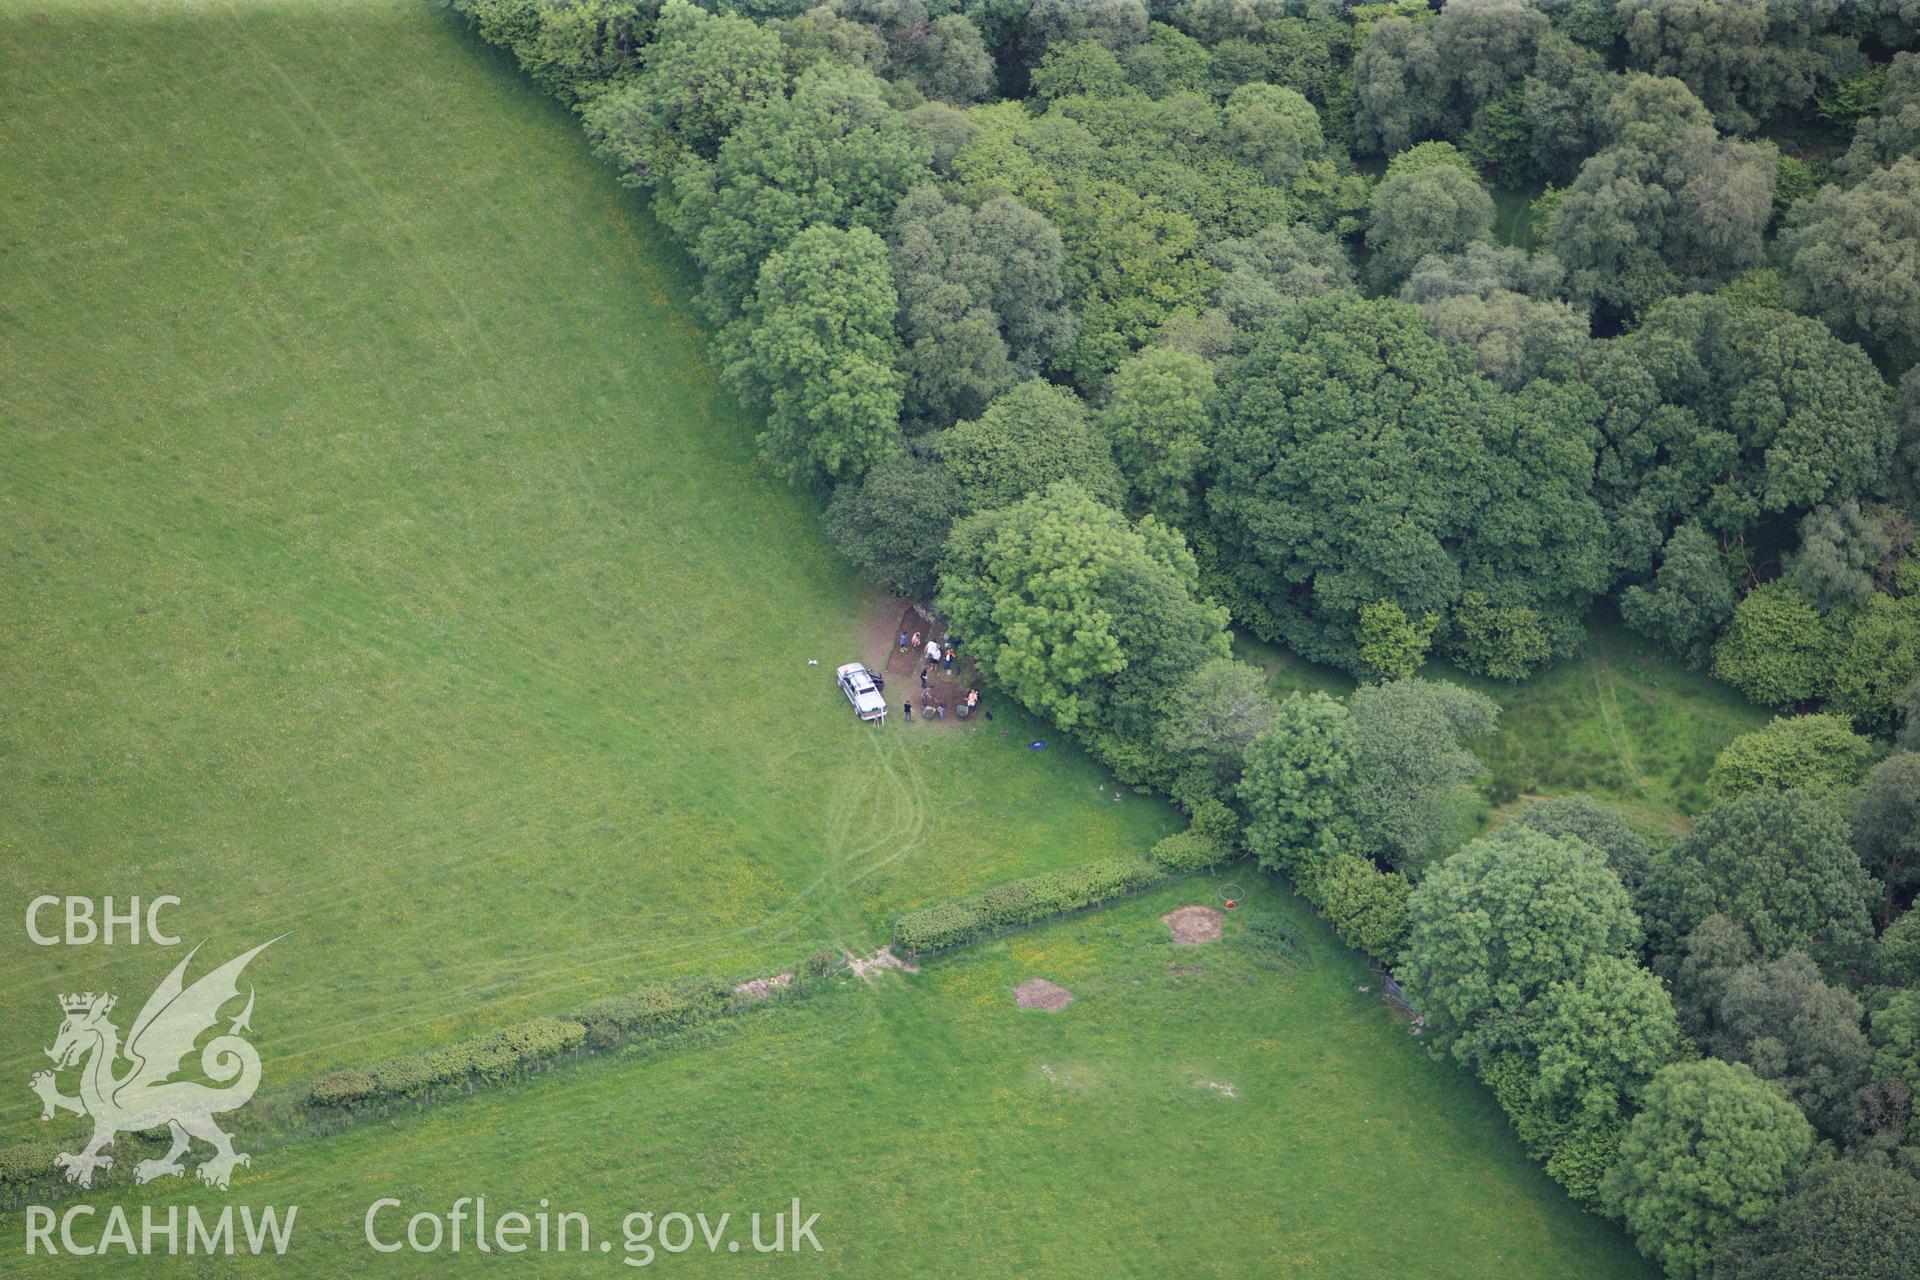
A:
[30,939,279,1191]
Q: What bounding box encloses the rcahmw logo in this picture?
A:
[22,934,299,1258]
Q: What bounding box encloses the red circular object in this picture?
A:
[1225,899,1238,910]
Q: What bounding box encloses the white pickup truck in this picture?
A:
[835,662,887,722]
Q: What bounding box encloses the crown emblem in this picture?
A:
[60,992,114,1015]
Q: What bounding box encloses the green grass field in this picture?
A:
[17,880,1650,1278]
[1,2,1655,1273]
[0,0,1176,1126]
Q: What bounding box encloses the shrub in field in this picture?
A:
[1026,857,1163,916]
[576,977,731,1043]
[893,899,991,954]
[0,1139,63,1190]
[1306,852,1412,966]
[1706,713,1877,801]
[1152,830,1226,873]
[307,1069,378,1109]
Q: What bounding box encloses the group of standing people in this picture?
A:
[897,628,979,724]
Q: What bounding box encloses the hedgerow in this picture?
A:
[308,976,771,1112]
[892,855,1168,956]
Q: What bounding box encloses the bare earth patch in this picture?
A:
[1162,905,1224,946]
[733,971,793,1001]
[1014,978,1074,1011]
[846,944,918,982]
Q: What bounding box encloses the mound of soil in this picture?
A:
[1014,978,1074,1011]
[1162,905,1224,946]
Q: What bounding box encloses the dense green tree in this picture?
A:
[1099,347,1214,522]
[1502,795,1654,897]
[1617,0,1862,135]
[1355,600,1435,682]
[1382,140,1480,181]
[719,223,905,485]
[951,105,1217,386]
[1641,787,1876,970]
[1900,673,1920,751]
[1513,29,1612,183]
[1222,82,1324,185]
[1718,1160,1920,1280]
[580,0,787,187]
[1620,523,1737,665]
[1716,581,1920,735]
[664,64,930,324]
[1397,243,1587,390]
[1364,159,1494,292]
[1209,296,1607,675]
[823,451,966,598]
[888,187,1075,427]
[1823,593,1920,736]
[1871,989,1920,1097]
[1287,157,1374,239]
[1610,296,1895,548]
[1406,829,1640,1070]
[1786,501,1896,611]
[936,380,1123,513]
[938,482,1229,757]
[1448,590,1556,681]
[1154,658,1276,798]
[1240,691,1359,883]
[904,100,977,174]
[1026,0,1148,55]
[812,2,997,103]
[1119,22,1212,98]
[1782,156,1920,373]
[1033,90,1291,241]
[1147,308,1237,370]
[1713,581,1829,708]
[781,3,993,103]
[1843,51,1920,176]
[1895,367,1920,515]
[1601,1059,1814,1280]
[1671,914,1755,1041]
[1207,221,1355,329]
[1353,0,1549,157]
[1852,751,1920,928]
[455,0,656,105]
[1880,908,1920,987]
[1532,955,1683,1129]
[1546,75,1775,318]
[915,14,996,103]
[1713,950,1872,1140]
[767,3,888,79]
[1170,0,1352,104]
[1312,852,1415,964]
[1580,344,1726,579]
[1028,39,1132,102]
[1348,679,1499,876]
[1706,714,1878,802]
[1399,235,1566,299]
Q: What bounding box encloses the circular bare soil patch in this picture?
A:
[1014,978,1074,1011]
[1162,905,1224,946]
